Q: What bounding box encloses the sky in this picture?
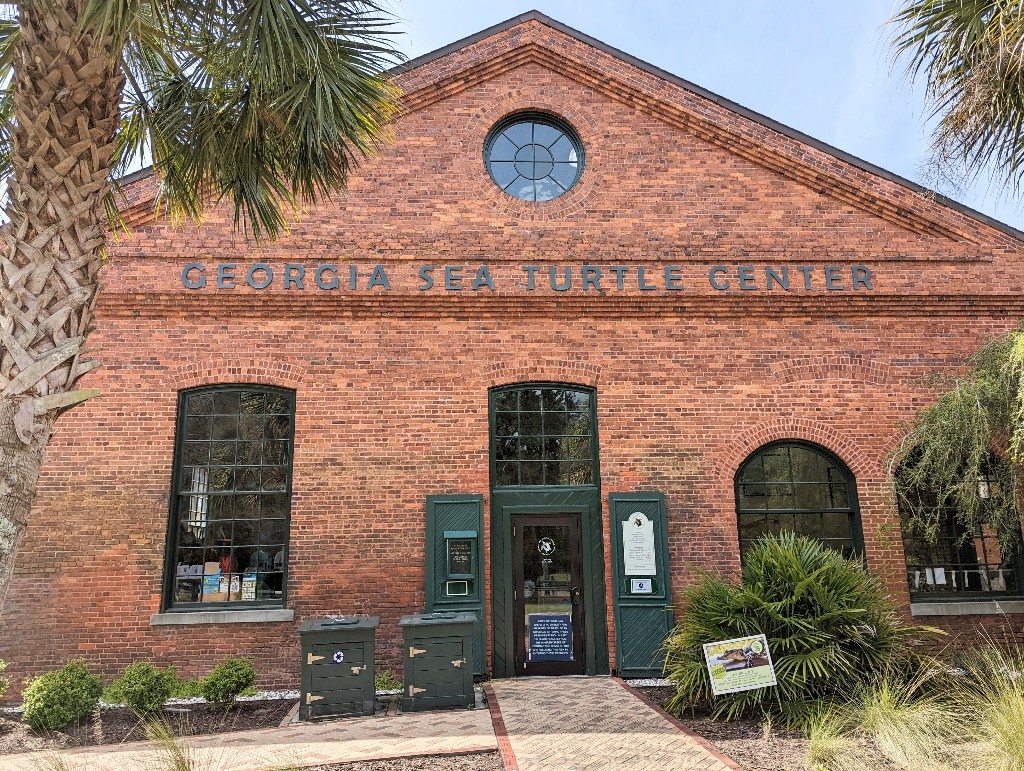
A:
[388,0,1024,232]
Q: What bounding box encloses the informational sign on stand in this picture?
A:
[528,613,573,661]
[702,634,777,696]
[622,511,656,575]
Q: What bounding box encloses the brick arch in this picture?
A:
[714,418,876,484]
[478,359,601,390]
[769,355,892,386]
[462,83,601,222]
[168,360,308,391]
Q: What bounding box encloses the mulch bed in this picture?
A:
[0,698,297,756]
[635,686,898,771]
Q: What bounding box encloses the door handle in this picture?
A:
[571,586,582,606]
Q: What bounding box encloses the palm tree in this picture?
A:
[0,0,401,608]
[892,0,1024,192]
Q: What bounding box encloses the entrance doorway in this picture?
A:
[488,383,609,678]
[512,514,585,675]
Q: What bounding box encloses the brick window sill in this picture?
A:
[150,608,295,626]
[910,600,1024,617]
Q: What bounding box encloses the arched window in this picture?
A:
[164,385,296,609]
[490,384,596,486]
[735,441,862,558]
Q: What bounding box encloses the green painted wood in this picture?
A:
[298,617,378,720]
[608,493,674,678]
[490,487,609,677]
[400,612,475,712]
[424,495,486,677]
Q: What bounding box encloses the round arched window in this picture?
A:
[735,441,862,558]
[484,115,583,202]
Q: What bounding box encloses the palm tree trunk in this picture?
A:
[0,1,122,613]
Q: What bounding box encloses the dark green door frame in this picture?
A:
[490,487,609,678]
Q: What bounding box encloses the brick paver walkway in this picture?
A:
[0,707,497,771]
[486,677,738,771]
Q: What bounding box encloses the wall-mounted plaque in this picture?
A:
[446,580,470,596]
[528,613,573,662]
[630,578,653,594]
[447,539,473,578]
[622,511,656,575]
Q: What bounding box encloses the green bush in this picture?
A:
[199,657,255,706]
[171,676,203,699]
[22,660,104,731]
[663,533,936,728]
[0,660,8,700]
[374,669,402,691]
[106,663,178,715]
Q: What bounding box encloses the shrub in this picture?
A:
[171,677,203,699]
[663,533,936,727]
[22,660,104,731]
[0,660,8,700]
[374,669,402,692]
[106,663,178,715]
[199,657,255,707]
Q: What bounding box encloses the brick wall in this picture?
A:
[3,16,1024,696]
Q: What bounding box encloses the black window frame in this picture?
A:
[489,383,598,488]
[734,440,865,559]
[899,493,1024,602]
[483,112,585,202]
[162,384,297,612]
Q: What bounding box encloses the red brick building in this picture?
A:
[3,12,1024,691]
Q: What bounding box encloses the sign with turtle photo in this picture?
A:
[702,633,777,696]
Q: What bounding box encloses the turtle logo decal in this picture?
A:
[538,537,556,556]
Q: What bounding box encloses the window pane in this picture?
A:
[520,462,545,485]
[737,444,860,560]
[493,391,517,411]
[168,387,294,609]
[762,448,791,483]
[738,459,764,484]
[739,484,766,510]
[495,462,519,486]
[490,386,595,487]
[213,391,240,414]
[794,483,830,510]
[186,416,212,440]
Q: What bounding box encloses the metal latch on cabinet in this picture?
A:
[351,665,366,675]
[409,646,426,657]
[451,658,466,668]
[305,693,325,704]
[408,685,426,696]
[307,653,325,664]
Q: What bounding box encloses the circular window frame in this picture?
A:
[483,112,585,203]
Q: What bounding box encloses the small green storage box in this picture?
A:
[298,615,378,720]
[399,611,475,712]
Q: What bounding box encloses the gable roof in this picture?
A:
[121,10,1024,245]
[390,10,1022,245]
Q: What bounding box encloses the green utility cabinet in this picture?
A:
[399,611,475,712]
[298,616,378,720]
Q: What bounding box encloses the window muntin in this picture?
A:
[484,115,583,202]
[491,385,596,486]
[167,386,295,608]
[900,497,1023,599]
[735,442,862,558]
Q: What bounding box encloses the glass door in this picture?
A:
[512,514,585,675]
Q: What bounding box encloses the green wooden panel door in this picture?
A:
[490,488,609,678]
[424,495,485,677]
[609,492,674,678]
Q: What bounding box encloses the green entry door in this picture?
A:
[512,514,586,675]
